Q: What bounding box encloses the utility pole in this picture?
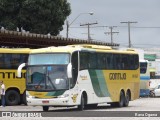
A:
[80,22,98,41]
[104,26,119,44]
[66,20,69,38]
[120,21,137,48]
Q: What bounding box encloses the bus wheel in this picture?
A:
[124,91,130,107]
[86,104,98,109]
[110,102,117,107]
[78,94,85,111]
[118,91,125,107]
[22,92,27,105]
[43,106,49,111]
[5,90,20,106]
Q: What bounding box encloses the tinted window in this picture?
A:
[79,51,139,70]
[140,62,147,74]
[0,53,28,69]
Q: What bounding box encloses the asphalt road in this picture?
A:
[0,97,160,120]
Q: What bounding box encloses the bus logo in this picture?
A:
[80,75,88,80]
[109,73,126,80]
[71,94,78,103]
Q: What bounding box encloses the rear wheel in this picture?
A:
[43,106,49,111]
[118,91,125,107]
[124,91,130,107]
[110,102,117,107]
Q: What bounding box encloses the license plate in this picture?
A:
[42,101,49,104]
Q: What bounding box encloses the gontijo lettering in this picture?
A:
[109,73,126,80]
[0,72,26,79]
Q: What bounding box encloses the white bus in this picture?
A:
[139,59,150,97]
[18,45,140,111]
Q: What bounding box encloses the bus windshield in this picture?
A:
[27,53,70,91]
[28,53,69,65]
[26,65,69,91]
[140,62,147,74]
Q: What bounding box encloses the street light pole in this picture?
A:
[66,12,93,38]
[66,20,69,38]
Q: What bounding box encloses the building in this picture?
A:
[0,29,119,48]
[144,48,160,79]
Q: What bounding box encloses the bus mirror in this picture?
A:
[17,63,26,78]
[67,63,72,78]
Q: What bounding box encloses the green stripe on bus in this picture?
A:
[89,70,110,97]
[96,70,110,97]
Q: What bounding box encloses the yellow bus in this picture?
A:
[0,48,30,105]
[18,45,140,111]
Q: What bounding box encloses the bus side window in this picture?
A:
[80,52,89,70]
[113,54,121,70]
[97,53,106,69]
[106,53,113,69]
[134,55,139,69]
[0,54,4,69]
[4,54,12,69]
[89,52,97,69]
[121,54,128,70]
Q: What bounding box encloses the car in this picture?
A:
[149,84,160,97]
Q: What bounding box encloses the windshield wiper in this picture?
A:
[46,75,56,89]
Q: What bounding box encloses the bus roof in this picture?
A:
[0,48,31,53]
[139,59,149,62]
[30,45,138,54]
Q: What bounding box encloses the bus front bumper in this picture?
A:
[27,97,70,106]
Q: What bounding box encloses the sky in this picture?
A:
[60,0,160,48]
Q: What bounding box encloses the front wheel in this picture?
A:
[77,95,85,111]
[86,104,98,109]
[43,106,49,111]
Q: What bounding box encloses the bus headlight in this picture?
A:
[26,94,35,98]
[58,94,69,98]
[29,96,35,98]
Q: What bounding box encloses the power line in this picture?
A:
[68,26,160,29]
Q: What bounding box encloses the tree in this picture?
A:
[0,0,71,35]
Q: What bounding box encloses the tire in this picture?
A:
[43,106,49,111]
[149,91,155,97]
[5,90,20,106]
[78,94,85,111]
[118,91,125,107]
[110,102,117,107]
[22,91,27,105]
[86,104,98,109]
[124,91,130,107]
